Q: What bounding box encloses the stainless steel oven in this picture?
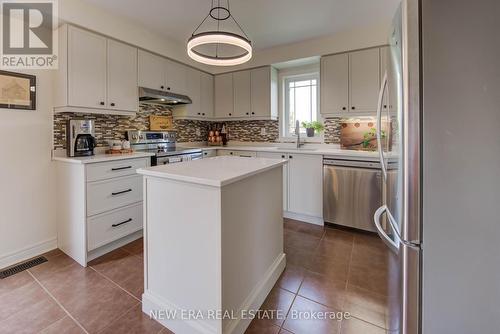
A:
[126,130,202,166]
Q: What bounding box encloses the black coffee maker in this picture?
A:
[66,119,96,157]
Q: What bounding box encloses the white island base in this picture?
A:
[138,157,287,334]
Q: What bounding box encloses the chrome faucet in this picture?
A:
[295,120,303,149]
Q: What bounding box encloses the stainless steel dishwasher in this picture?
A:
[323,158,383,232]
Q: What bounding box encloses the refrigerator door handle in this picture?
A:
[376,72,388,180]
[373,205,400,254]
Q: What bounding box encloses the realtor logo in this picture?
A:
[1,0,58,69]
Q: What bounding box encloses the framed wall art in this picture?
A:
[0,70,36,110]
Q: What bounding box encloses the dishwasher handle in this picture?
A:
[323,159,381,169]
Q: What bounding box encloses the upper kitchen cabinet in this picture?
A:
[320,53,349,114]
[173,68,214,119]
[165,60,187,95]
[214,66,278,120]
[54,25,138,115]
[138,50,166,91]
[200,72,214,118]
[107,39,138,112]
[251,67,278,119]
[320,47,382,117]
[233,70,251,117]
[379,46,390,112]
[214,73,234,118]
[349,48,380,112]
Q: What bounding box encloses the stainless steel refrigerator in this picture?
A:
[373,0,421,333]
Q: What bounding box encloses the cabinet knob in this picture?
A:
[384,105,387,109]
[110,102,115,107]
[229,113,232,116]
[281,155,285,158]
[289,155,293,159]
[99,101,105,105]
[197,113,201,115]
[161,85,164,90]
[351,106,356,110]
[246,112,249,115]
[167,87,171,91]
[230,152,233,155]
[251,112,255,115]
[202,113,205,116]
[342,107,346,110]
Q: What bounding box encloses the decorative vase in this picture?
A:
[306,128,315,137]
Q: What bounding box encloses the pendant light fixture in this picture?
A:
[187,0,252,66]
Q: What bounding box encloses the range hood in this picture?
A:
[138,87,192,105]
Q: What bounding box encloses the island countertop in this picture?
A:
[137,156,287,187]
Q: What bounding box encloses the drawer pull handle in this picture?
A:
[111,189,132,196]
[111,166,132,171]
[112,218,132,227]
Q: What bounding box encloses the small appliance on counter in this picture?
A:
[66,119,96,157]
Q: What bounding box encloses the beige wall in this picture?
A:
[210,21,390,74]
[0,70,57,268]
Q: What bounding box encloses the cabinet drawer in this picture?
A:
[86,158,149,182]
[87,203,143,251]
[87,175,143,216]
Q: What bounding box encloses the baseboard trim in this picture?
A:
[142,253,286,334]
[284,211,324,226]
[87,230,143,264]
[142,292,218,334]
[225,253,286,334]
[0,237,57,270]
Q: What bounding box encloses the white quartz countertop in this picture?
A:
[178,143,394,161]
[52,152,155,164]
[137,156,287,187]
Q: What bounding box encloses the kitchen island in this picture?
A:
[137,156,287,334]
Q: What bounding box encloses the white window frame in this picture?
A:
[280,71,322,142]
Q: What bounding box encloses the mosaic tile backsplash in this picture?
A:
[53,104,344,149]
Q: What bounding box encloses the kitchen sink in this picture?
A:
[272,147,318,152]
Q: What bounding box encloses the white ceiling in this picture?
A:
[82,0,400,51]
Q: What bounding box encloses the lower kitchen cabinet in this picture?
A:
[217,150,257,158]
[287,154,323,220]
[257,152,323,223]
[202,149,217,158]
[55,157,149,266]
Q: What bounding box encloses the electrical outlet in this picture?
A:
[196,128,201,136]
[260,128,267,135]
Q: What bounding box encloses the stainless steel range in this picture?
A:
[126,130,202,166]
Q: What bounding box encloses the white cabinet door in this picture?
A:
[251,67,270,117]
[215,73,234,118]
[107,40,138,112]
[166,60,187,94]
[68,26,107,109]
[349,48,380,113]
[200,72,214,118]
[256,151,289,211]
[379,46,390,113]
[287,154,323,217]
[138,50,166,91]
[185,67,201,117]
[233,70,251,117]
[320,53,349,115]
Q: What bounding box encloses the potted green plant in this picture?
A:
[301,121,325,137]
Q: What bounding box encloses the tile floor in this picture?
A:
[0,218,389,334]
